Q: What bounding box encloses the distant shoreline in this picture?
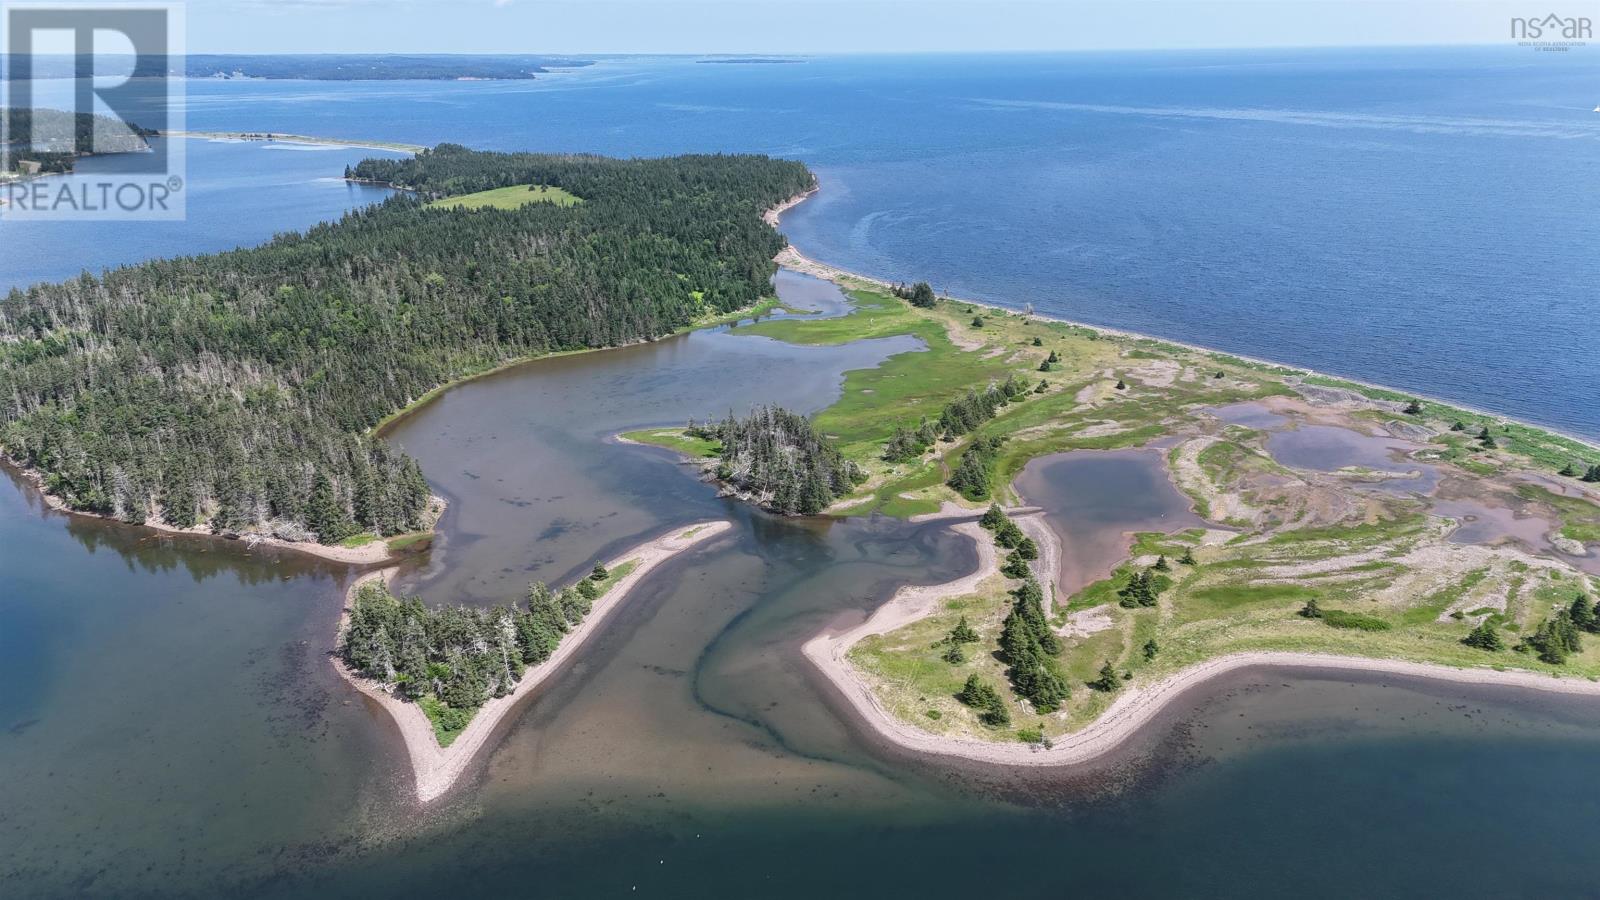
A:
[160,130,427,155]
[334,520,733,803]
[768,188,1600,454]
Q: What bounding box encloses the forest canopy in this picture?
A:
[0,145,814,541]
[688,405,862,515]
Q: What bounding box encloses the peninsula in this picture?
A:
[633,187,1600,761]
[336,521,731,802]
[0,145,811,562]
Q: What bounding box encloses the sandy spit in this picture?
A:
[805,522,1600,769]
[334,519,733,803]
[763,189,1600,455]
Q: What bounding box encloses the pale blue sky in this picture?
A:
[183,1,1536,54]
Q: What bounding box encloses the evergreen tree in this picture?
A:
[1142,638,1160,661]
[1118,569,1159,609]
[1115,379,1127,390]
[1153,554,1169,572]
[979,504,1007,530]
[1569,594,1597,633]
[994,517,1026,549]
[949,617,979,644]
[1091,661,1121,692]
[947,437,1005,501]
[957,674,1010,726]
[305,474,353,544]
[590,563,609,581]
[1462,621,1504,652]
[1299,596,1323,619]
[1403,399,1423,415]
[1178,548,1197,566]
[1001,550,1032,579]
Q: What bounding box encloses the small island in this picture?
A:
[632,193,1600,762]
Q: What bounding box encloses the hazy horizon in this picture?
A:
[42,0,1570,55]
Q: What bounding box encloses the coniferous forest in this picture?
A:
[0,145,814,542]
[341,571,613,741]
[1,108,153,173]
[687,405,863,515]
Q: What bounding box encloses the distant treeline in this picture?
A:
[688,405,863,515]
[0,145,814,542]
[1,54,594,81]
[1,108,151,173]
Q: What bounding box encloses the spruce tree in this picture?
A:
[1569,594,1597,633]
[950,617,979,644]
[1462,621,1503,652]
[1299,596,1323,619]
[1153,554,1170,572]
[305,473,352,544]
[980,504,1006,530]
[1091,661,1121,692]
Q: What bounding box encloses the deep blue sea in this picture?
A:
[6,48,1597,438]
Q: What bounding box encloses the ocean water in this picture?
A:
[6,52,1600,897]
[7,47,1597,438]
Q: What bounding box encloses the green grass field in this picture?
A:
[426,183,582,211]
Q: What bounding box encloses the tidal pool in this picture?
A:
[1265,424,1440,495]
[1207,400,1289,430]
[1012,448,1208,596]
